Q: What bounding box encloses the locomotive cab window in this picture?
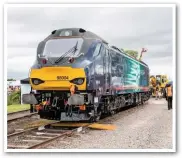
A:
[43,38,83,58]
[94,43,104,75]
[93,43,102,57]
[99,44,105,58]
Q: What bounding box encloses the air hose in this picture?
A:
[65,104,73,117]
[52,97,58,107]
[68,105,73,117]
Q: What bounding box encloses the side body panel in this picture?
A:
[84,42,149,95]
[110,50,149,94]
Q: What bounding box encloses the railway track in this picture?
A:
[7,102,146,149]
[7,121,88,149]
[8,109,30,115]
[8,110,38,122]
[7,103,139,149]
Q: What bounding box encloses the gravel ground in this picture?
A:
[41,98,173,149]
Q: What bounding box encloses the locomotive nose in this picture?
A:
[30,67,86,91]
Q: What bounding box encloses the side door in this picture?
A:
[103,48,111,94]
[119,55,124,89]
[93,43,104,95]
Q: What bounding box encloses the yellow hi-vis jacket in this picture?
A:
[167,86,172,97]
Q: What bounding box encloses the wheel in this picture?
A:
[141,96,144,105]
[89,117,95,123]
[133,93,138,106]
[30,104,33,113]
[110,110,116,116]
[95,111,101,122]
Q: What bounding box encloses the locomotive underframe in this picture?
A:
[32,90,150,122]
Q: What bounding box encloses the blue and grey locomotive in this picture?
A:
[23,28,150,122]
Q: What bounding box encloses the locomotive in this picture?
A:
[23,28,150,122]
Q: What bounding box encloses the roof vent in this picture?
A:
[51,30,57,34]
[79,28,86,33]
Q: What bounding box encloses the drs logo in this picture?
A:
[57,76,69,80]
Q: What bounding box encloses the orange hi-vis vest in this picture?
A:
[167,86,172,97]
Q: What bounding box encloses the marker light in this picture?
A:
[41,59,47,64]
[69,57,74,63]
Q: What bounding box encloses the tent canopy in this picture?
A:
[20,78,30,84]
[7,80,20,86]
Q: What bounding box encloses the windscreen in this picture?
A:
[43,38,84,57]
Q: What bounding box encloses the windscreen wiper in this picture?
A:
[54,41,78,64]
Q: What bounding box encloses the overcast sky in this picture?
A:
[7,6,173,80]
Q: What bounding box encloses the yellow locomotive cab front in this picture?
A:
[30,67,86,91]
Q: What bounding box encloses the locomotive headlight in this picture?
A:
[77,78,84,85]
[33,79,39,85]
[31,78,45,85]
[70,78,85,85]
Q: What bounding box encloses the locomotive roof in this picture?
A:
[45,28,148,67]
[48,28,108,44]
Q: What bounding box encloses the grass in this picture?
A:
[7,104,30,113]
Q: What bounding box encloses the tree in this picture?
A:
[7,78,16,81]
[124,50,138,59]
[120,48,125,52]
[7,90,21,105]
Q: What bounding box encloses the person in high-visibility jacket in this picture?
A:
[155,84,160,100]
[166,84,173,110]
